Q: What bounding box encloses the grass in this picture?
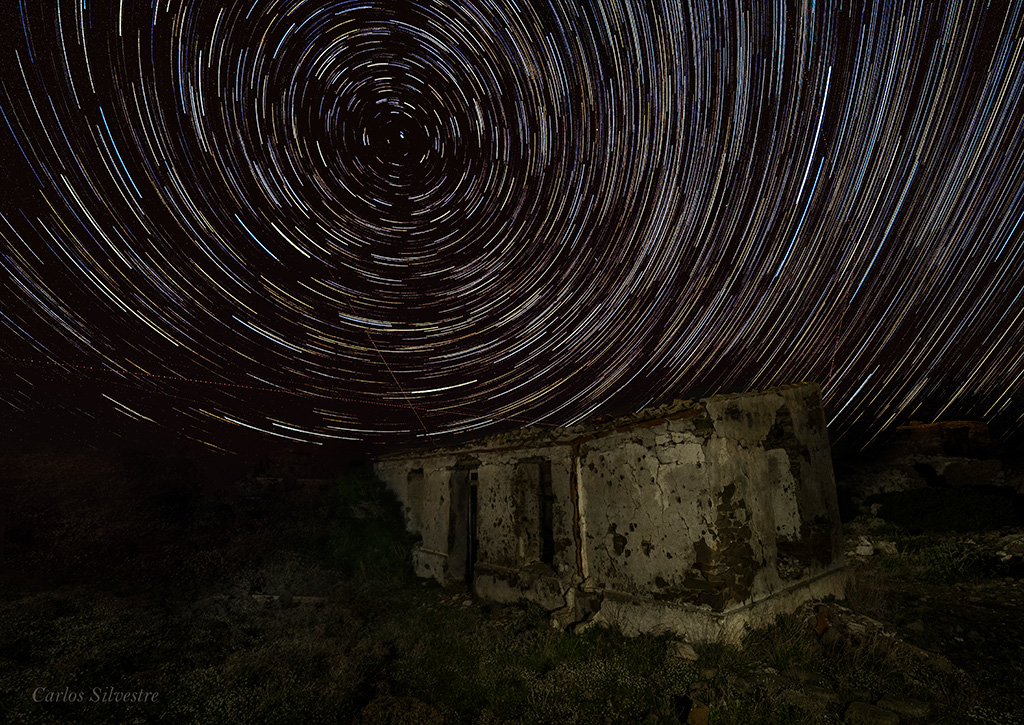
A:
[865,530,989,585]
[2,452,1020,724]
[380,603,697,723]
[742,613,820,672]
[915,541,984,584]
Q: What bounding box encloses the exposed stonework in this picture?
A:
[374,383,848,642]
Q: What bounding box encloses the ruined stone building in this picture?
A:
[374,383,848,641]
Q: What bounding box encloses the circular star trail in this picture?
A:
[2,0,1024,454]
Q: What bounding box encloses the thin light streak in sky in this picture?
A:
[0,0,1022,455]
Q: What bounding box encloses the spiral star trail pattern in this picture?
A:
[1,0,1023,455]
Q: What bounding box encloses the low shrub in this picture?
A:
[326,462,420,583]
[742,613,819,672]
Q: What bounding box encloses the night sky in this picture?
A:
[2,0,1023,458]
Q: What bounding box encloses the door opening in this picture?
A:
[447,465,479,589]
[467,471,479,588]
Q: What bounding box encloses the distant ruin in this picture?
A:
[840,420,1011,497]
[374,383,848,642]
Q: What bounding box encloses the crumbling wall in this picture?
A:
[375,446,578,603]
[578,416,711,600]
[374,455,458,580]
[374,383,846,637]
[475,455,574,573]
[578,385,840,613]
[469,450,576,609]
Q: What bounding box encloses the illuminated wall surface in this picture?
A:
[375,383,848,641]
[2,1,1023,455]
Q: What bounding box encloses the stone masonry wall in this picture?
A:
[374,383,844,626]
[576,384,841,613]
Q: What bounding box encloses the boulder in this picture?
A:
[667,640,700,661]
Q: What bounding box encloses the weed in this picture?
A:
[743,613,820,672]
[694,640,754,677]
[866,520,905,538]
[710,699,834,725]
[916,541,983,584]
[843,573,890,621]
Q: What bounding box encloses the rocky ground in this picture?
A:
[1,448,1023,724]
[835,515,1024,724]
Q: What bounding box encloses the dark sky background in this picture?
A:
[1,0,1023,459]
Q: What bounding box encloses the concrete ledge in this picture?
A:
[722,565,853,641]
[594,566,852,644]
[474,563,567,610]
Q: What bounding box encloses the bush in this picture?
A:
[325,462,419,583]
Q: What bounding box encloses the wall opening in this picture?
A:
[447,464,479,589]
[468,471,479,588]
[539,461,555,566]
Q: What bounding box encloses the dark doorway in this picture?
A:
[539,461,555,566]
[468,472,479,587]
[447,465,479,589]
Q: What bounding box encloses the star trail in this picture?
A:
[2,0,1023,456]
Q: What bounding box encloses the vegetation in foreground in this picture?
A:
[1,451,1022,724]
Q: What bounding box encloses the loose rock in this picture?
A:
[780,686,838,711]
[685,702,710,725]
[667,640,699,661]
[573,610,609,634]
[843,701,899,725]
[855,536,876,556]
[878,698,931,718]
